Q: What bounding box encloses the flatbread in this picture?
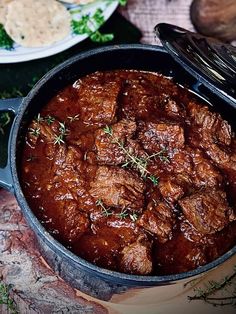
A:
[5,0,71,47]
[0,0,12,25]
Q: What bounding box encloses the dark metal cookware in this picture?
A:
[0,24,236,301]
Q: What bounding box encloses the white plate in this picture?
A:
[0,0,118,64]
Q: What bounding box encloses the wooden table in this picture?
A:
[1,1,236,313]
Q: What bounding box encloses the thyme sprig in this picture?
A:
[67,114,80,122]
[188,265,236,307]
[45,115,55,125]
[29,114,69,146]
[0,282,18,314]
[103,125,160,185]
[117,208,138,221]
[35,113,44,123]
[95,199,139,222]
[117,208,129,220]
[54,122,69,146]
[96,199,113,217]
[29,127,40,137]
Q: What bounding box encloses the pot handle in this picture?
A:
[0,98,23,192]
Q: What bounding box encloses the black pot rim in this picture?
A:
[10,43,236,286]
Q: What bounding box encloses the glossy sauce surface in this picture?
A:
[21,70,236,275]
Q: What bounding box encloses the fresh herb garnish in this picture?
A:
[53,122,68,145]
[0,281,18,314]
[45,115,55,125]
[67,114,80,122]
[26,155,36,162]
[0,24,14,50]
[188,265,236,307]
[96,199,113,217]
[117,208,129,220]
[35,113,44,123]
[58,122,68,135]
[129,212,138,222]
[53,134,65,145]
[103,125,160,185]
[71,8,114,43]
[95,199,139,221]
[148,175,159,186]
[29,127,40,137]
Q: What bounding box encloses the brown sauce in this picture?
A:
[21,70,236,275]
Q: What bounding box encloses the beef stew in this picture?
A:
[20,70,236,275]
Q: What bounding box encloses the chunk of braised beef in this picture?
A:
[74,72,121,124]
[137,202,174,243]
[163,95,186,119]
[138,121,185,153]
[61,201,90,243]
[166,147,223,190]
[188,101,232,146]
[120,75,162,120]
[159,179,185,203]
[27,118,65,148]
[203,143,236,174]
[95,119,137,165]
[178,189,236,235]
[119,235,153,275]
[180,217,215,245]
[120,73,179,120]
[191,149,223,188]
[45,143,96,212]
[89,166,145,211]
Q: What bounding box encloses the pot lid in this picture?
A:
[155,23,236,109]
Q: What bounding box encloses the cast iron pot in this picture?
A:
[1,44,236,301]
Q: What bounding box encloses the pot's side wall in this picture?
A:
[36,234,205,304]
[36,236,131,301]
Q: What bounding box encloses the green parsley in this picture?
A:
[0,24,14,50]
[71,8,114,43]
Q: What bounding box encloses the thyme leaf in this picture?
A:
[148,175,159,186]
[53,121,68,145]
[58,122,68,135]
[129,212,138,222]
[116,208,129,220]
[35,113,44,123]
[53,134,65,146]
[67,114,80,122]
[29,127,40,137]
[45,115,55,125]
